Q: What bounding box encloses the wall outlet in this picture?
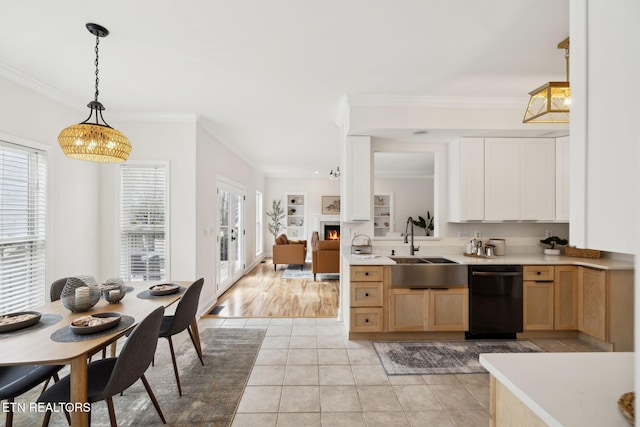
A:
[473,231,481,239]
[545,230,553,238]
[458,230,469,240]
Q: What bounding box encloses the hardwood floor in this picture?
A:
[205,259,340,318]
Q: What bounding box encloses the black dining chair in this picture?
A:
[50,277,71,302]
[158,278,204,396]
[0,365,65,427]
[38,306,167,426]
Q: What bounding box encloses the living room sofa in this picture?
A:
[311,238,340,281]
[272,234,307,270]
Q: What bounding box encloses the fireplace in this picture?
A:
[324,225,340,240]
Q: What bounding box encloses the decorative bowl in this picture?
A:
[0,311,42,333]
[70,312,121,335]
[60,277,101,312]
[149,283,180,296]
[102,285,125,304]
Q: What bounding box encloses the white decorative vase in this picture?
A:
[544,248,561,256]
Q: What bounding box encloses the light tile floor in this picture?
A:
[197,317,601,427]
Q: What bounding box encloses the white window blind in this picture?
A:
[0,141,46,313]
[120,164,168,281]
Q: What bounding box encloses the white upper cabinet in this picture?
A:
[555,136,570,222]
[520,139,556,221]
[341,136,371,222]
[484,138,521,221]
[449,137,561,222]
[448,138,484,221]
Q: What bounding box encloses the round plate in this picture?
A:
[149,283,180,296]
[0,311,41,333]
[70,312,122,335]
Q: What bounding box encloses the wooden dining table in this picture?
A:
[0,280,199,427]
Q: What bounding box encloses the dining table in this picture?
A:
[0,280,199,427]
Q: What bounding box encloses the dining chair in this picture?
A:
[50,277,71,301]
[0,365,64,427]
[158,278,204,396]
[38,306,167,426]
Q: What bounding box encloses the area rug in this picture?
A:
[15,327,265,426]
[373,340,543,375]
[280,262,339,280]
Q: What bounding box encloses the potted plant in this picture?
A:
[266,199,286,238]
[540,236,568,255]
[412,211,435,236]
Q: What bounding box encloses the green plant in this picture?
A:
[540,236,568,249]
[412,211,435,236]
[266,199,286,238]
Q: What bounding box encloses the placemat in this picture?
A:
[0,313,63,339]
[136,286,186,300]
[50,315,135,343]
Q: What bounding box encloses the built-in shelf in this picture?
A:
[373,194,394,237]
[284,192,307,239]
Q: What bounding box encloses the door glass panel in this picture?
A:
[218,189,230,282]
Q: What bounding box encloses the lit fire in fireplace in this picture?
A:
[327,230,339,240]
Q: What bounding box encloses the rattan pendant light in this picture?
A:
[523,37,570,123]
[58,23,131,162]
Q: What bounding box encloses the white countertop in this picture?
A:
[480,352,633,427]
[343,252,633,270]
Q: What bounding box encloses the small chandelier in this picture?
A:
[329,167,340,180]
[523,37,570,123]
[58,23,131,162]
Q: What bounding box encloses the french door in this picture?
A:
[217,178,245,296]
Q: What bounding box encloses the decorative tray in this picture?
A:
[70,312,122,335]
[149,283,181,296]
[0,311,42,333]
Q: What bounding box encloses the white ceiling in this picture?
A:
[0,1,569,177]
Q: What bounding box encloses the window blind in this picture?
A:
[120,164,167,281]
[0,141,46,313]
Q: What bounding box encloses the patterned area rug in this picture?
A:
[281,262,339,280]
[15,328,265,426]
[373,340,543,375]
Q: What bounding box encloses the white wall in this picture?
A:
[196,124,266,311]
[265,177,340,250]
[0,76,101,286]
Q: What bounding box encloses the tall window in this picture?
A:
[256,191,263,255]
[0,141,46,312]
[120,164,168,281]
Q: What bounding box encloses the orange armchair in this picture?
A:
[311,239,340,281]
[272,234,307,270]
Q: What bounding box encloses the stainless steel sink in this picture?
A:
[389,257,430,264]
[390,257,467,288]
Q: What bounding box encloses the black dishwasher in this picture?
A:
[465,265,523,339]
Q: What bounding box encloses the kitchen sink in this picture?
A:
[389,257,430,264]
[390,256,467,288]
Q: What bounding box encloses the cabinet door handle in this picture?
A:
[365,318,369,323]
[365,272,369,276]
[537,271,541,275]
[365,293,369,297]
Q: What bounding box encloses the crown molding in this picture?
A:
[345,94,527,109]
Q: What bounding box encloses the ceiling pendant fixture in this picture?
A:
[523,37,570,123]
[58,23,131,162]
[329,167,340,180]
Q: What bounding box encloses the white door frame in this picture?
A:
[216,177,246,296]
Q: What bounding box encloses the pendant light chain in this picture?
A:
[94,34,100,103]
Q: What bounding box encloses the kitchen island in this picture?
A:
[479,352,633,427]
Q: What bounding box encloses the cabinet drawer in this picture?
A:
[351,282,384,307]
[350,307,384,332]
[350,266,384,282]
[523,265,554,281]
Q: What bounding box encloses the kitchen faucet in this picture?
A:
[404,217,419,255]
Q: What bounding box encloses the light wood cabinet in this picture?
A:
[523,265,578,332]
[349,266,385,333]
[429,288,469,331]
[554,266,578,330]
[389,288,468,332]
[578,267,607,341]
[577,266,634,351]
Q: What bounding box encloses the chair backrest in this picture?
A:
[50,278,71,301]
[164,278,204,337]
[101,306,165,398]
